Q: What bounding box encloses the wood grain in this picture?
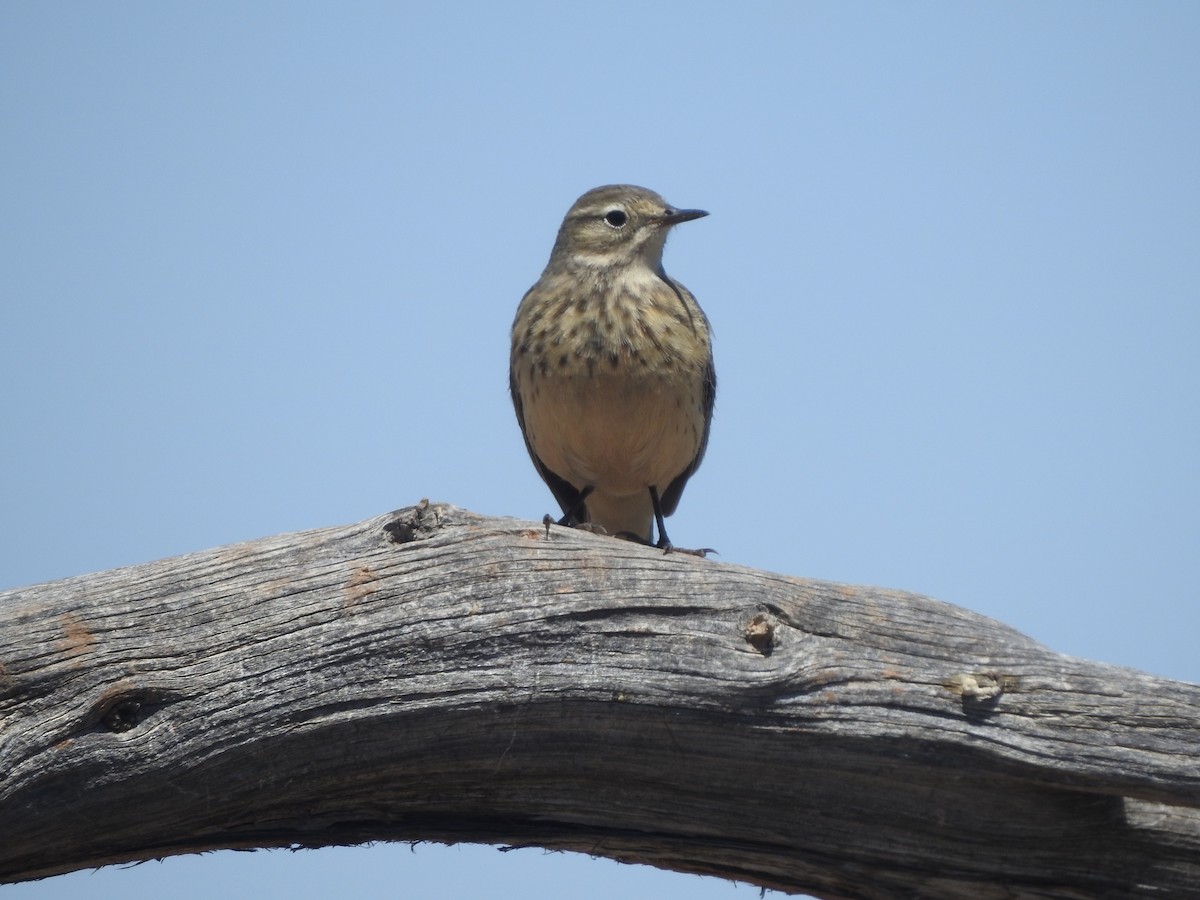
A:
[2,502,1197,898]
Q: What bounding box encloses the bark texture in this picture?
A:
[1,502,1198,898]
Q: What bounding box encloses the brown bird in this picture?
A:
[509,184,715,550]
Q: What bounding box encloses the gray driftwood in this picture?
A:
[1,502,1198,898]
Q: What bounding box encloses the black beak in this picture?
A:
[662,207,709,225]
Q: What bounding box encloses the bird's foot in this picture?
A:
[573,522,609,535]
[658,542,716,558]
[615,530,715,557]
[542,514,608,538]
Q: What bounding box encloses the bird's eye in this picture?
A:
[603,209,628,228]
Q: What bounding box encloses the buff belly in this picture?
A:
[520,372,702,537]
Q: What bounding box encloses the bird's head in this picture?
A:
[549,184,707,273]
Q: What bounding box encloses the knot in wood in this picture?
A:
[744,613,776,655]
[946,672,1015,720]
[383,499,442,544]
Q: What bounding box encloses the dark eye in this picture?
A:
[603,209,628,228]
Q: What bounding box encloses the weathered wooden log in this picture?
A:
[2,502,1197,898]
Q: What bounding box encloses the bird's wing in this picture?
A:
[509,365,589,522]
[659,352,716,517]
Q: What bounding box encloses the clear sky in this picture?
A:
[3,3,1198,899]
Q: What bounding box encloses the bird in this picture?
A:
[509,184,715,551]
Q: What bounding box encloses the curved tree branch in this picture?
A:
[1,502,1198,898]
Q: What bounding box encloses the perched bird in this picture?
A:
[509,184,715,550]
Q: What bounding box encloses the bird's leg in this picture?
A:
[649,485,672,550]
[557,485,594,527]
[649,485,714,557]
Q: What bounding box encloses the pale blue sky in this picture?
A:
[3,3,1198,898]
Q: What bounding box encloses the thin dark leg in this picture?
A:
[649,485,671,550]
[558,485,594,526]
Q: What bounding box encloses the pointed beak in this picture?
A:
[661,207,709,225]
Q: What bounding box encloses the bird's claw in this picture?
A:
[661,544,716,558]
